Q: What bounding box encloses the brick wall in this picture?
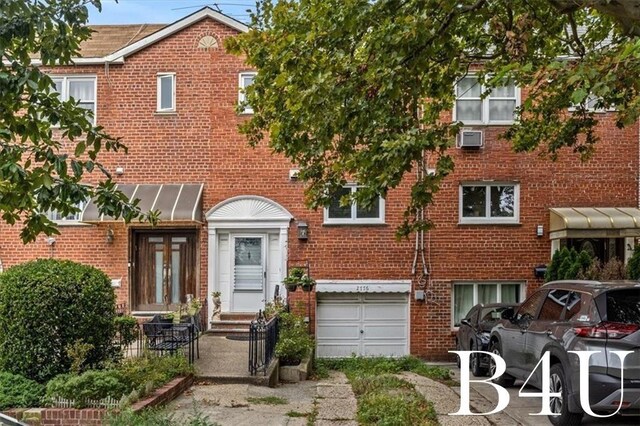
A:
[0,16,636,360]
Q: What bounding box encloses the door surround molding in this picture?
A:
[206,196,293,324]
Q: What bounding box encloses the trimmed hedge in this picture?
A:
[0,372,45,410]
[0,259,117,382]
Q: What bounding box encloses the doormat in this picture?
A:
[225,335,251,341]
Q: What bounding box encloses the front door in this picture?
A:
[231,235,266,312]
[132,230,197,311]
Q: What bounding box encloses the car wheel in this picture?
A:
[455,338,461,368]
[470,342,487,377]
[548,364,583,426]
[488,340,515,387]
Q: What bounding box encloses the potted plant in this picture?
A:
[300,274,316,292]
[283,267,306,292]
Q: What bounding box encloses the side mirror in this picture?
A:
[460,319,471,327]
[500,307,515,321]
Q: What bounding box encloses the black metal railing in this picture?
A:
[248,311,279,376]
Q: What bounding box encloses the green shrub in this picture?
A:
[275,312,313,366]
[0,259,117,382]
[114,316,139,347]
[0,372,45,410]
[118,355,194,392]
[545,247,595,282]
[627,245,640,280]
[46,370,129,408]
[357,388,436,426]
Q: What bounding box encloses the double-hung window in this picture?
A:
[238,72,257,114]
[157,73,176,112]
[454,76,519,124]
[569,94,614,113]
[46,199,86,223]
[51,76,97,124]
[452,282,524,327]
[324,185,385,224]
[460,183,519,224]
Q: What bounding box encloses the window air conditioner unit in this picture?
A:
[458,130,483,149]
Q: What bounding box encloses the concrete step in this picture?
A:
[220,312,257,321]
[205,328,251,336]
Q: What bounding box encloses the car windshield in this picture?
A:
[480,306,511,323]
[606,289,640,325]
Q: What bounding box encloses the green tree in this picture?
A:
[626,244,640,280]
[227,0,640,236]
[0,0,154,243]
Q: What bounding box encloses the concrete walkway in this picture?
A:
[194,335,252,382]
[315,372,357,425]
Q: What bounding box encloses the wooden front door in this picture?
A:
[132,230,197,311]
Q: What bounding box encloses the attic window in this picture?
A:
[198,35,218,49]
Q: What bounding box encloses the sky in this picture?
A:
[88,0,257,25]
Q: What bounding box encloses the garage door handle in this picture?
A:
[360,330,364,334]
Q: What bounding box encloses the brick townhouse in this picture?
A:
[0,7,637,360]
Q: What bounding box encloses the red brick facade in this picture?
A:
[0,11,636,360]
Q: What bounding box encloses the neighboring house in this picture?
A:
[0,8,637,361]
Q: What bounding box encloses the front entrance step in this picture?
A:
[220,312,258,321]
[208,312,257,336]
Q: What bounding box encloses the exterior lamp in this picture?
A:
[297,221,308,240]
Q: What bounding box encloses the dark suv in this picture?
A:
[489,280,640,425]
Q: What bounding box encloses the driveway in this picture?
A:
[448,364,638,425]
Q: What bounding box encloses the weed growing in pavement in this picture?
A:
[315,356,451,382]
[246,396,288,405]
[286,410,309,418]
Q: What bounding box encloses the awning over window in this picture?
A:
[80,184,204,223]
[549,207,640,239]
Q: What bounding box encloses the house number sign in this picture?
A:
[355,285,370,292]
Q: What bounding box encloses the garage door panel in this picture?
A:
[363,304,407,321]
[362,343,407,357]
[317,292,408,358]
[317,343,359,358]
[317,303,360,321]
[363,323,407,339]
[316,324,361,339]
[363,293,407,302]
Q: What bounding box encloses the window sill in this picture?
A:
[238,111,254,116]
[458,221,521,226]
[323,222,388,227]
[52,221,93,227]
[457,122,516,127]
[154,111,177,116]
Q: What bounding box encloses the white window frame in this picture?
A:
[451,281,525,329]
[46,199,87,225]
[323,185,385,225]
[156,72,176,112]
[50,75,97,125]
[459,182,520,225]
[453,75,521,125]
[568,94,615,113]
[238,71,257,114]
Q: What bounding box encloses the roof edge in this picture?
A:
[104,7,248,62]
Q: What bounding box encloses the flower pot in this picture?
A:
[301,284,315,292]
[285,284,298,292]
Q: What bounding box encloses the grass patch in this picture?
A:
[286,410,308,418]
[105,404,218,426]
[316,356,451,383]
[246,396,288,405]
[315,357,444,426]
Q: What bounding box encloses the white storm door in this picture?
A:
[231,235,266,312]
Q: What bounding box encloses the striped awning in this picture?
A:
[80,184,204,223]
[549,207,640,239]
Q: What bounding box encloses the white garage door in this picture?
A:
[316,293,409,358]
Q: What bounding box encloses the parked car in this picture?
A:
[455,303,518,376]
[489,280,640,426]
[0,413,27,426]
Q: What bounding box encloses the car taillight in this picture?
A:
[573,322,640,339]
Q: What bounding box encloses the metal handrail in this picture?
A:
[248,310,279,376]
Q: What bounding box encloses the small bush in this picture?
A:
[0,372,45,410]
[46,370,129,408]
[118,355,194,392]
[628,245,640,280]
[275,312,313,366]
[545,248,595,282]
[357,388,436,426]
[114,316,139,348]
[0,259,117,382]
